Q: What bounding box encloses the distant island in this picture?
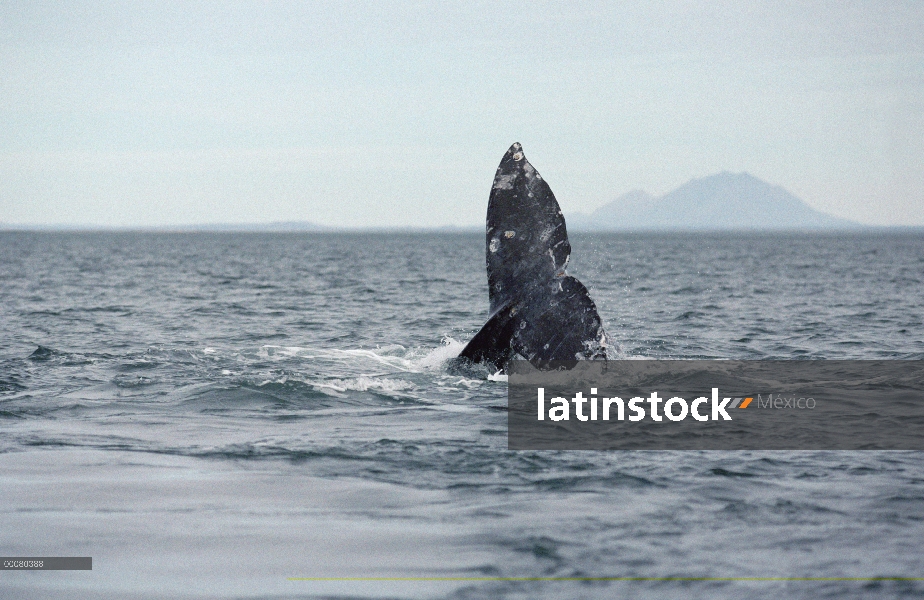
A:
[0,221,335,233]
[568,172,860,231]
[0,221,481,233]
[171,221,332,232]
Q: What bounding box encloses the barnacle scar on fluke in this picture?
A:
[454,143,609,373]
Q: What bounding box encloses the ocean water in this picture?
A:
[1,230,923,599]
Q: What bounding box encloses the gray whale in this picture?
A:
[457,143,608,372]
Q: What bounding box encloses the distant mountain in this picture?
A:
[569,172,860,230]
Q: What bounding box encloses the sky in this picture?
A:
[1,1,922,228]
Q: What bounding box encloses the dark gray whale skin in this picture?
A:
[457,143,608,372]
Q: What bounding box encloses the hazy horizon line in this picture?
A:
[2,222,920,234]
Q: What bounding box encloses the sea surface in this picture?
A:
[1,230,923,599]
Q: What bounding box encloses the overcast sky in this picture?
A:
[1,1,922,227]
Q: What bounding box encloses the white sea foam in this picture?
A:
[312,376,415,394]
[412,337,465,371]
[260,344,416,371]
[260,337,466,375]
[487,370,508,382]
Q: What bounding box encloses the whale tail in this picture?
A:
[458,143,608,372]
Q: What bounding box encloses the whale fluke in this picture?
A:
[459,143,608,372]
